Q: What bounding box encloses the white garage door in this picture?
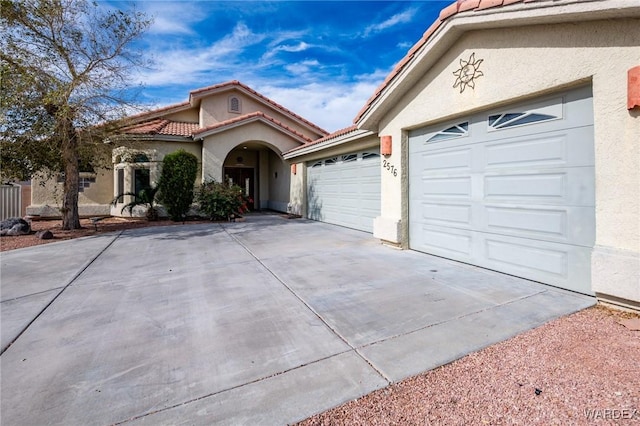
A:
[307,150,381,232]
[409,86,595,294]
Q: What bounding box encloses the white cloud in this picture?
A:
[284,59,320,75]
[262,40,312,60]
[135,22,266,87]
[138,2,204,35]
[363,8,418,36]
[277,41,311,53]
[256,69,388,132]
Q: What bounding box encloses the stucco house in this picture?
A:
[29,81,328,218]
[285,0,640,310]
[29,0,638,310]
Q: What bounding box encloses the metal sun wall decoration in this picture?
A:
[453,53,484,93]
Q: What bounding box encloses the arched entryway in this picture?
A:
[222,141,290,212]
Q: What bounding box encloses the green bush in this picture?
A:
[157,150,199,221]
[196,180,251,221]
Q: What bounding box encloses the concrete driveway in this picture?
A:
[0,214,594,425]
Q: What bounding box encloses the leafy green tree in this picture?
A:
[157,150,199,221]
[0,0,151,229]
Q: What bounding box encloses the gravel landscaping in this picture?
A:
[300,306,640,425]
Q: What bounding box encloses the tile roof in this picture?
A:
[121,118,199,137]
[285,125,359,154]
[122,112,313,143]
[126,101,192,122]
[190,80,329,136]
[122,81,328,138]
[354,0,551,124]
[192,111,314,143]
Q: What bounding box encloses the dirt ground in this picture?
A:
[0,217,212,252]
[300,305,640,425]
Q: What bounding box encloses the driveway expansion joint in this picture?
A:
[221,225,392,384]
[0,231,122,356]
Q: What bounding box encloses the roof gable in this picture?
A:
[189,81,328,137]
[354,0,639,129]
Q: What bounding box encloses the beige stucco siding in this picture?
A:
[29,169,113,217]
[374,18,639,305]
[377,19,640,250]
[268,151,290,212]
[165,107,199,123]
[201,121,302,182]
[199,92,324,139]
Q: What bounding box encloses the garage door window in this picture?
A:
[428,122,469,142]
[487,99,562,131]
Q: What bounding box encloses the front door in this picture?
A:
[224,167,255,210]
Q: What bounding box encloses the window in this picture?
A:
[112,148,158,207]
[134,168,150,197]
[133,153,149,163]
[341,154,357,163]
[117,169,125,202]
[362,152,380,159]
[427,122,469,142]
[487,98,562,131]
[228,96,241,113]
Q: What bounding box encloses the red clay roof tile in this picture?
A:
[192,111,313,143]
[478,0,505,11]
[285,125,360,154]
[121,118,199,137]
[439,2,459,20]
[458,0,482,12]
[189,80,328,135]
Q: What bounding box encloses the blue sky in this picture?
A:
[110,1,449,132]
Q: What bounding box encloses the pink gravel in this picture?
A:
[299,306,640,425]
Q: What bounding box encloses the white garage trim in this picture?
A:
[408,86,595,294]
[307,149,381,232]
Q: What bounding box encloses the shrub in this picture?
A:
[196,180,251,221]
[157,150,198,221]
[112,185,159,221]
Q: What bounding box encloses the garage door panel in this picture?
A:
[482,235,592,294]
[419,203,472,227]
[483,127,594,170]
[483,167,594,206]
[413,225,473,257]
[409,86,594,295]
[422,148,472,171]
[418,176,472,197]
[485,134,567,168]
[307,150,380,233]
[485,205,566,238]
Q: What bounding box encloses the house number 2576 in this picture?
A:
[383,159,398,177]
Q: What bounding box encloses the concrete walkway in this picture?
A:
[0,214,594,425]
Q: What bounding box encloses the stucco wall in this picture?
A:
[30,141,203,218]
[374,18,640,304]
[199,91,324,139]
[29,169,113,217]
[268,150,290,212]
[201,121,302,182]
[164,107,198,123]
[289,162,306,216]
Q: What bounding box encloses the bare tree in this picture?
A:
[1,0,151,229]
